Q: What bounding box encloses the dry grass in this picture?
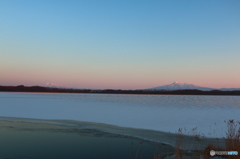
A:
[129,120,239,159]
[200,120,240,159]
[150,120,240,159]
[174,128,184,159]
[225,120,240,159]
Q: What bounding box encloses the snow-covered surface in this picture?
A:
[39,82,61,88]
[0,92,239,138]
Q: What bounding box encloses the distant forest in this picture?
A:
[0,85,240,96]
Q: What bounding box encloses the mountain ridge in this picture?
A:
[147,82,240,91]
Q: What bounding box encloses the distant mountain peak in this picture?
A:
[40,82,61,88]
[147,82,212,91]
[167,81,195,86]
[173,81,181,84]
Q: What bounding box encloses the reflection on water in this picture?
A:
[1,93,239,108]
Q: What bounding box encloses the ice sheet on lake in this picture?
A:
[0,116,226,150]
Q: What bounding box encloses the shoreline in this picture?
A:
[1,85,240,96]
[1,91,240,97]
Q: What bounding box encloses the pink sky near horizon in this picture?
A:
[1,68,239,89]
[1,48,239,89]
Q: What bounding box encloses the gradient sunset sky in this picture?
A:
[1,0,240,89]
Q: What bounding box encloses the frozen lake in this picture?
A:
[0,92,239,138]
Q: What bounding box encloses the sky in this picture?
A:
[1,0,240,89]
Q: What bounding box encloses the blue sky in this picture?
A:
[1,0,240,89]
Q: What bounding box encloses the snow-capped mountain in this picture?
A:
[39,82,61,88]
[147,82,214,91]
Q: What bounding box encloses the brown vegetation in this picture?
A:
[225,120,240,159]
[152,120,240,159]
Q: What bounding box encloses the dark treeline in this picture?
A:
[1,85,240,96]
